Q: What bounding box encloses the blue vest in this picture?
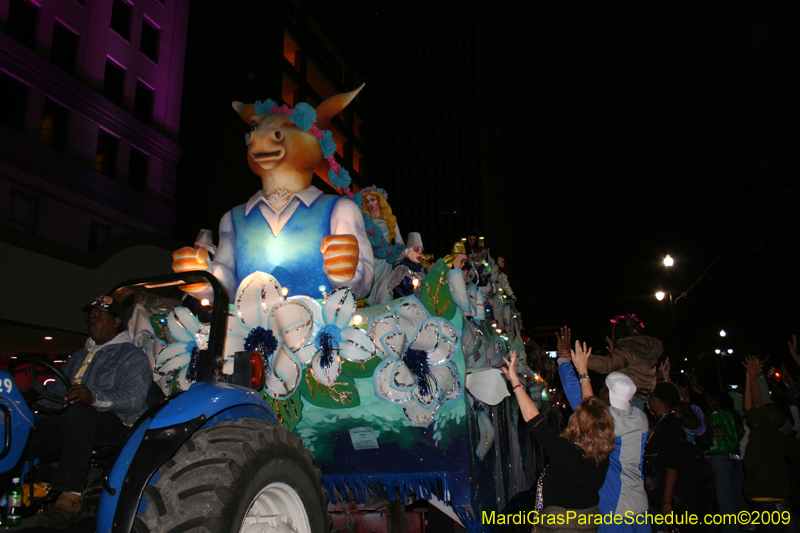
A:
[231,195,339,297]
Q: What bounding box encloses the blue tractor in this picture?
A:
[0,271,329,533]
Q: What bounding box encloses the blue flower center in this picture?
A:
[403,348,434,397]
[245,327,278,360]
[315,324,342,370]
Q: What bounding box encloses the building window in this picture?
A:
[103,59,126,106]
[140,18,160,62]
[110,0,132,40]
[283,32,300,70]
[6,0,38,49]
[307,59,337,101]
[88,220,111,250]
[95,130,118,177]
[282,74,299,107]
[353,147,363,177]
[40,98,68,152]
[8,191,37,233]
[0,72,28,132]
[51,22,79,75]
[129,147,148,192]
[134,80,154,123]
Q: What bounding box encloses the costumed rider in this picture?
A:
[349,186,404,306]
[388,232,427,299]
[28,296,152,528]
[172,86,374,301]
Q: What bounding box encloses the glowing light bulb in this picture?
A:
[200,299,210,307]
[715,349,721,354]
[719,330,727,337]
[353,315,363,326]
[281,287,289,297]
[727,349,733,354]
[44,336,52,340]
[412,278,420,289]
[664,255,674,267]
[319,285,327,293]
[655,291,666,301]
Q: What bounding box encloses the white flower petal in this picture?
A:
[367,314,398,358]
[410,321,440,352]
[432,362,463,402]
[235,272,284,329]
[403,400,440,427]
[465,368,508,406]
[311,351,342,388]
[156,351,190,376]
[391,360,417,391]
[154,343,190,375]
[374,359,413,404]
[264,344,300,400]
[380,331,409,360]
[323,288,356,329]
[268,300,313,351]
[173,365,193,392]
[394,297,430,338]
[294,341,317,365]
[290,295,324,327]
[167,307,200,343]
[413,376,440,406]
[340,328,375,362]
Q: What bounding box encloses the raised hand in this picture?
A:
[502,350,521,386]
[659,358,671,382]
[571,340,593,374]
[556,326,572,360]
[605,336,615,354]
[321,234,360,283]
[742,355,763,376]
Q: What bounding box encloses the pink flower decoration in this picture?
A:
[369,230,375,236]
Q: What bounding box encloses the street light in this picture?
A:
[663,255,674,267]
[655,291,666,301]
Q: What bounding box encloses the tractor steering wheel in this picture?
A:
[7,354,72,415]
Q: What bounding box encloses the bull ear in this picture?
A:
[232,101,256,123]
[315,83,365,129]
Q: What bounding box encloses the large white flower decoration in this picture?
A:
[154,307,209,393]
[292,288,375,387]
[368,297,463,427]
[224,272,314,399]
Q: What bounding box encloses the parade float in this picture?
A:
[142,87,538,531]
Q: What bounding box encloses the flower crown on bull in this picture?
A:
[244,100,351,189]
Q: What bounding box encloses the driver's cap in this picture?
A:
[84,295,123,318]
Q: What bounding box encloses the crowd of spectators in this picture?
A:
[502,322,800,533]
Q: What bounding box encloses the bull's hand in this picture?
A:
[172,246,211,293]
[321,234,359,283]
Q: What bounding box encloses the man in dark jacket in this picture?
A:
[29,295,152,528]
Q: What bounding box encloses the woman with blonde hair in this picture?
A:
[503,346,614,532]
[359,189,404,305]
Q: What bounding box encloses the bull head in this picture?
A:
[232,84,364,196]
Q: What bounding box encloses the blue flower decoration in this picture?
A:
[254,99,277,115]
[244,326,278,358]
[329,167,351,189]
[290,102,317,131]
[320,130,336,158]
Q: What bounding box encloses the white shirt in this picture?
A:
[211,186,374,299]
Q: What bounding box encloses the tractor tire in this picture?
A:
[133,417,329,533]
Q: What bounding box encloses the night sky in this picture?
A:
[176,2,800,382]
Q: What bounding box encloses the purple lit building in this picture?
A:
[0,0,189,351]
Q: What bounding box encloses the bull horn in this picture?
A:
[232,101,256,123]
[315,83,365,129]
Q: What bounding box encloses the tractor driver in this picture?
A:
[27,295,152,528]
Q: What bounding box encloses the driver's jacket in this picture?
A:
[48,332,151,425]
